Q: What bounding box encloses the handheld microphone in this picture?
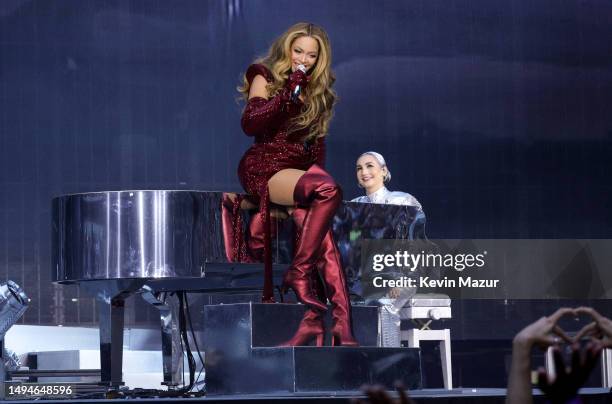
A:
[292,64,307,101]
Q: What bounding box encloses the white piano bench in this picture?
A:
[398,294,453,390]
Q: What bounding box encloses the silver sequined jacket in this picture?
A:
[351,186,423,211]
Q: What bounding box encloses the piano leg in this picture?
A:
[140,287,183,388]
[80,280,146,387]
[98,296,126,386]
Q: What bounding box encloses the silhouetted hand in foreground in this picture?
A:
[537,342,602,404]
[513,308,574,349]
[507,307,576,404]
[574,307,612,348]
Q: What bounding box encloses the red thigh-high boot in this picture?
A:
[280,164,340,312]
[248,209,289,261]
[278,275,326,346]
[279,207,327,346]
[278,307,325,346]
[318,230,358,346]
[281,205,358,347]
[246,211,267,262]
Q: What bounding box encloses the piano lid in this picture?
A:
[52,190,425,286]
[52,190,230,282]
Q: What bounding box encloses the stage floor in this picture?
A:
[6,388,611,403]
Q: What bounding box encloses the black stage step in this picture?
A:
[202,303,422,395]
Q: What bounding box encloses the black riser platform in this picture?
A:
[203,303,422,395]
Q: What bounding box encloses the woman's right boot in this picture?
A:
[280,164,341,313]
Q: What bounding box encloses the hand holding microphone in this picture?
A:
[287,64,308,102]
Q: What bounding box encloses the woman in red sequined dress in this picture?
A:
[236,23,357,346]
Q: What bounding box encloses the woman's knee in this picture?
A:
[295,165,343,203]
[312,165,342,195]
[268,169,306,206]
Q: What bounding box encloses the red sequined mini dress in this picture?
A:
[237,64,325,199]
[233,63,327,301]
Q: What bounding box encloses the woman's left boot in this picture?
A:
[318,229,358,346]
[291,207,358,347]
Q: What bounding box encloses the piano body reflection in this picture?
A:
[52,190,425,387]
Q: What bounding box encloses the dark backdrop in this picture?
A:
[1,0,611,325]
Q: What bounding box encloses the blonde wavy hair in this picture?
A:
[238,22,337,141]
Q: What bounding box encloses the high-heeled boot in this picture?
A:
[278,307,325,346]
[221,193,246,262]
[246,211,268,262]
[278,273,326,347]
[287,207,357,346]
[280,164,341,312]
[317,230,358,346]
[278,209,328,347]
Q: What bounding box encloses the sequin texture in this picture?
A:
[237,64,325,200]
[236,64,327,302]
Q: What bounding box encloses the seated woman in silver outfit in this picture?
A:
[351,151,422,210]
[351,150,424,347]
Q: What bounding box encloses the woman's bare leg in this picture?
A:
[268,169,306,206]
